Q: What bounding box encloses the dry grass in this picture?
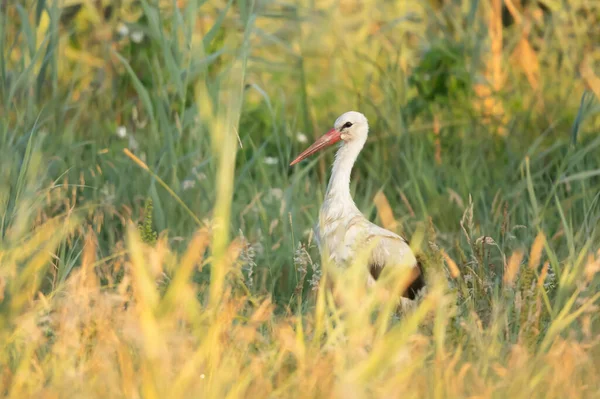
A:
[1,1,600,398]
[0,214,599,398]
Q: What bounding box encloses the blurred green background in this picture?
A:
[1,0,599,305]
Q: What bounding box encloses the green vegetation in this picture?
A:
[0,0,599,397]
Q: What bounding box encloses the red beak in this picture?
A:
[289,128,342,166]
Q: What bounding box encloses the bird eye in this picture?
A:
[342,122,353,130]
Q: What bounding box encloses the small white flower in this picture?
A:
[269,188,283,200]
[263,156,278,165]
[200,374,205,379]
[117,23,129,37]
[116,126,127,138]
[130,31,144,43]
[128,135,139,151]
[100,184,115,201]
[296,133,308,143]
[182,180,195,190]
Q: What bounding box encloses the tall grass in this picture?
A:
[1,0,599,397]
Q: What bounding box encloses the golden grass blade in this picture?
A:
[539,291,600,353]
[160,227,210,312]
[580,54,600,101]
[6,216,79,316]
[79,226,99,290]
[374,190,398,232]
[125,223,166,391]
[515,37,540,90]
[434,114,442,165]
[504,250,524,287]
[441,249,461,279]
[528,232,545,270]
[203,33,249,306]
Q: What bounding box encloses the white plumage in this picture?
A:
[290,111,425,299]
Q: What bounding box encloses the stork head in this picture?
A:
[290,111,369,166]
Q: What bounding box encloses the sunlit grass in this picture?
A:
[1,0,599,397]
[1,216,598,397]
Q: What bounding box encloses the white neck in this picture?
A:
[325,138,366,203]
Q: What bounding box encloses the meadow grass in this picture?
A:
[1,0,599,397]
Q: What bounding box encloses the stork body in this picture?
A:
[290,111,425,299]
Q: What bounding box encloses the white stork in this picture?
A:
[290,111,425,300]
